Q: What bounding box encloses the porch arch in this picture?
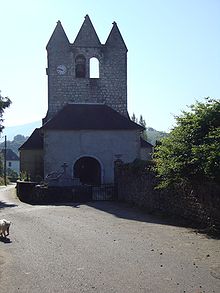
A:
[73,156,102,185]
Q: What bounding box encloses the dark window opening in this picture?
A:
[75,55,86,78]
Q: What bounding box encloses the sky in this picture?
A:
[0,0,219,133]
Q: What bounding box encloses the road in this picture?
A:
[0,185,219,293]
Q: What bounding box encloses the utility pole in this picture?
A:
[4,135,7,186]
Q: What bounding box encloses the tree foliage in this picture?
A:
[0,91,11,178]
[139,115,147,140]
[131,113,148,140]
[139,115,146,128]
[131,113,147,127]
[0,91,11,132]
[131,113,138,123]
[154,98,220,188]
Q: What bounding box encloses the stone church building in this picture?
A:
[19,15,152,185]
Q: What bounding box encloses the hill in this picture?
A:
[0,121,41,155]
[146,127,169,145]
[0,135,29,155]
[2,121,41,141]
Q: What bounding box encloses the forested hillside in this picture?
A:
[131,113,168,145]
[0,135,28,155]
[146,127,168,145]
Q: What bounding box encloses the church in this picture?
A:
[19,15,152,185]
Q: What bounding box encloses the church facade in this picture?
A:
[20,15,151,185]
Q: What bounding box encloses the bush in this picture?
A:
[154,98,220,188]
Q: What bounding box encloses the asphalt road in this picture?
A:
[0,185,219,293]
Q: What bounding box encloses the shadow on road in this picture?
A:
[15,194,220,238]
[85,201,199,230]
[86,201,220,238]
[28,199,189,229]
[31,199,199,230]
[0,200,17,210]
[0,236,12,244]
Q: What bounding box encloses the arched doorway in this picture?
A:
[74,157,101,185]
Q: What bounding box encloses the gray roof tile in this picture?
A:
[42,104,144,131]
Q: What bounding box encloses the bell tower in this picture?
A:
[45,15,128,121]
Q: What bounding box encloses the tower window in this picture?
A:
[75,55,86,78]
[89,57,99,78]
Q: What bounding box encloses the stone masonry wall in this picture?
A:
[47,43,127,120]
[116,162,220,230]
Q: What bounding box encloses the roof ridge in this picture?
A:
[105,21,127,51]
[73,15,101,47]
[46,20,70,51]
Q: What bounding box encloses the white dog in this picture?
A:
[0,219,11,238]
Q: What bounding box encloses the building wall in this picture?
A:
[7,160,20,174]
[20,149,44,180]
[44,130,140,184]
[140,147,153,161]
[46,39,127,119]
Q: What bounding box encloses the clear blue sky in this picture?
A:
[0,0,219,132]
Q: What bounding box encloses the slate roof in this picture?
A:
[46,20,70,51]
[105,21,128,52]
[73,15,101,47]
[0,149,19,160]
[42,104,144,131]
[140,137,153,148]
[19,128,43,150]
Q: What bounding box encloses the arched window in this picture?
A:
[89,57,99,78]
[75,55,86,78]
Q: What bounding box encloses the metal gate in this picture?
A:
[72,184,116,201]
[72,185,92,202]
[92,184,116,201]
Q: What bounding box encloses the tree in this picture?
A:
[131,113,148,140]
[131,113,138,123]
[154,98,220,188]
[0,91,11,180]
[139,115,146,128]
[0,91,11,132]
[138,115,147,141]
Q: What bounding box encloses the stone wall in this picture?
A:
[16,181,92,204]
[19,149,44,181]
[46,19,127,120]
[116,162,220,230]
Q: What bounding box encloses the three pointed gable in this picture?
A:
[46,20,70,51]
[47,17,127,51]
[105,21,127,52]
[73,15,101,47]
